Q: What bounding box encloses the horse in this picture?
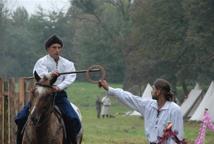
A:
[22,73,83,144]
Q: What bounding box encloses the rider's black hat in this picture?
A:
[45,35,63,49]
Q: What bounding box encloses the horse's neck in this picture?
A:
[35,113,60,142]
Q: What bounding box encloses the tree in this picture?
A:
[123,0,187,94]
[67,0,134,82]
[183,0,214,84]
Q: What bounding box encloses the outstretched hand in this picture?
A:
[98,80,109,91]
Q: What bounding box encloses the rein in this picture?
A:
[35,82,53,89]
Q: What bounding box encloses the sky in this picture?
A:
[6,0,70,14]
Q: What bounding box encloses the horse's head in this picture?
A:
[29,72,58,126]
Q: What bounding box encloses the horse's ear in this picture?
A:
[34,71,41,82]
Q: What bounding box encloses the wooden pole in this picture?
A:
[18,78,25,110]
[3,80,9,144]
[2,80,5,144]
[7,79,10,144]
[0,78,3,144]
[9,78,16,144]
[7,80,10,144]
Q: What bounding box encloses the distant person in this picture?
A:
[101,95,111,118]
[96,96,102,118]
[98,79,184,144]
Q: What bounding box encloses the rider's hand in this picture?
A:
[51,71,60,77]
[52,85,61,92]
[98,80,109,91]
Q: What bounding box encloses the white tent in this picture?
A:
[181,83,202,118]
[194,83,200,90]
[142,83,153,99]
[187,95,203,118]
[190,81,214,121]
[125,110,142,116]
[126,83,152,116]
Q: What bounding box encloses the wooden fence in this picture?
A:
[0,77,34,144]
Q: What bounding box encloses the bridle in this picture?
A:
[35,82,53,88]
[29,83,56,127]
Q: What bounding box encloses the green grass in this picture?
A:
[67,82,214,144]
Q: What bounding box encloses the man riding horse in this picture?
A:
[15,34,82,144]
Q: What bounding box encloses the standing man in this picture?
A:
[101,94,111,118]
[99,79,184,144]
[15,35,81,144]
[95,96,102,118]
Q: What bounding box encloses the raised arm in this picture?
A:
[99,80,152,116]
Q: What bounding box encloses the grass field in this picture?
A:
[67,82,214,144]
